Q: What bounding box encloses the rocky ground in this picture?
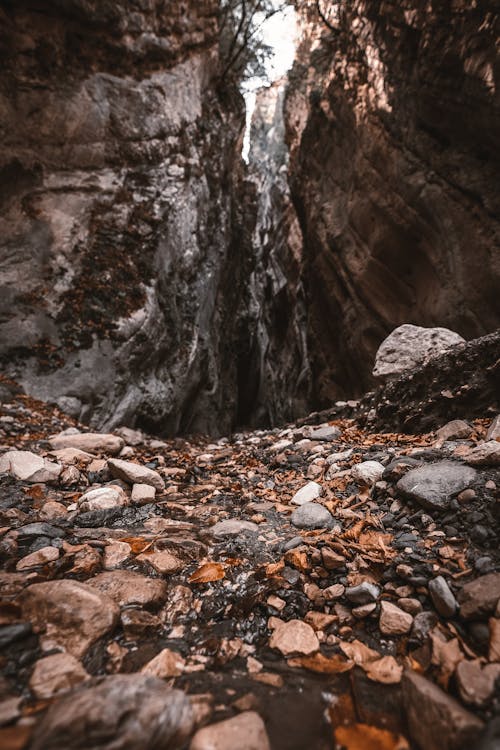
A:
[1,375,500,750]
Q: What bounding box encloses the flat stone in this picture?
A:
[458,573,500,620]
[141,648,186,678]
[131,483,156,504]
[351,461,385,485]
[49,448,96,465]
[21,579,119,658]
[30,675,193,750]
[321,548,345,570]
[77,485,128,512]
[108,458,165,491]
[379,601,413,635]
[428,576,457,617]
[103,541,132,569]
[121,609,161,640]
[210,520,259,538]
[137,550,184,574]
[0,450,62,483]
[16,545,59,570]
[29,653,89,700]
[49,431,124,455]
[307,425,340,441]
[269,619,319,656]
[464,441,500,466]
[402,670,483,750]
[352,603,377,618]
[373,324,465,379]
[190,711,270,750]
[291,481,322,506]
[18,522,65,539]
[345,582,380,605]
[290,502,334,529]
[455,660,500,707]
[486,415,500,441]
[87,570,167,607]
[397,461,477,510]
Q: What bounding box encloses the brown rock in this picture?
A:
[458,573,500,619]
[30,675,193,750]
[486,415,500,441]
[87,570,167,607]
[21,579,119,658]
[455,659,500,707]
[121,609,161,640]
[131,483,156,504]
[321,548,345,570]
[137,550,184,575]
[464,441,500,466]
[403,670,483,750]
[379,601,413,635]
[489,618,500,661]
[190,711,270,750]
[16,545,59,570]
[141,648,186,678]
[435,420,473,444]
[103,541,132,569]
[0,450,62,483]
[269,619,319,657]
[29,653,89,700]
[108,458,165,491]
[39,501,68,521]
[49,432,124,455]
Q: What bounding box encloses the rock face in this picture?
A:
[0,1,257,436]
[285,2,500,403]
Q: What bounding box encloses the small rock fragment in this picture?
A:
[379,601,413,635]
[269,619,319,657]
[351,461,385,485]
[29,653,89,700]
[0,450,62,483]
[108,458,165,491]
[458,574,500,620]
[464,441,500,467]
[455,660,500,707]
[290,502,334,529]
[190,711,270,750]
[77,486,127,512]
[141,648,185,678]
[88,570,167,607]
[137,550,184,575]
[345,582,380,605]
[436,420,473,444]
[131,483,156,504]
[49,431,124,455]
[210,520,259,538]
[486,415,500,441]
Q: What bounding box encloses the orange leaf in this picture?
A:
[119,537,153,554]
[265,559,285,577]
[288,652,353,674]
[334,723,409,750]
[188,562,225,583]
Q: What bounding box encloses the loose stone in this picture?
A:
[428,576,458,618]
[290,502,335,529]
[190,711,270,750]
[291,481,322,505]
[379,601,413,635]
[108,458,165,491]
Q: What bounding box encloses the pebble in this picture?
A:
[455,660,500,707]
[210,520,259,538]
[49,431,124,455]
[141,648,186,678]
[291,481,322,506]
[379,601,413,635]
[108,457,165,491]
[290,502,334,529]
[77,486,128,512]
[428,576,457,617]
[345,582,380,605]
[269,619,319,656]
[351,460,385,485]
[30,675,193,750]
[29,652,89,699]
[87,570,167,607]
[103,541,132,569]
[397,597,423,615]
[411,611,438,641]
[190,711,270,750]
[137,550,184,575]
[397,461,477,510]
[307,425,340,441]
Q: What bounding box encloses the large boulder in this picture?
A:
[397,461,476,511]
[373,324,465,379]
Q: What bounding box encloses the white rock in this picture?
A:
[131,483,156,504]
[351,461,385,485]
[373,324,465,378]
[291,481,322,506]
[107,458,165,491]
[0,450,62,483]
[77,486,128,512]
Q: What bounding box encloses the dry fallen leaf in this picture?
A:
[188,562,225,583]
[334,723,409,750]
[288,652,354,674]
[119,536,154,554]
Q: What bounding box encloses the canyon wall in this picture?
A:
[0,0,252,435]
[286,0,500,405]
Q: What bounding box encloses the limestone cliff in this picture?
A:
[0,0,249,435]
[286,0,500,406]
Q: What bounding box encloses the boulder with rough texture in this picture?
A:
[435,420,473,444]
[464,441,500,467]
[21,579,119,658]
[87,570,167,608]
[49,432,124,455]
[403,670,483,750]
[397,461,477,511]
[108,458,165,491]
[29,653,89,700]
[0,450,62,483]
[190,711,270,750]
[373,325,465,379]
[29,675,193,750]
